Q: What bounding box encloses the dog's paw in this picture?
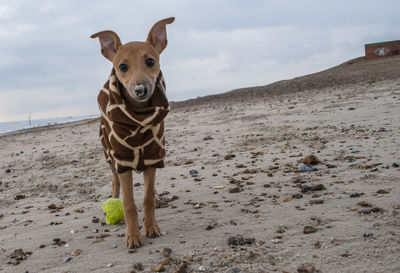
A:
[126,228,142,248]
[144,221,161,238]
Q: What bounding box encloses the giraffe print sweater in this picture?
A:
[97,69,169,173]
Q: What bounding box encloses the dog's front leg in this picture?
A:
[110,166,120,198]
[143,167,161,238]
[118,171,142,248]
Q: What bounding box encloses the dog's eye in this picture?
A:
[119,63,129,72]
[145,58,155,68]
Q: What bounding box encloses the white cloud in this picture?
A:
[162,25,366,100]
[0,1,19,19]
[164,53,231,93]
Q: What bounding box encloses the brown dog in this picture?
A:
[91,17,174,248]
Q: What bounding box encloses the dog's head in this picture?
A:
[91,17,174,104]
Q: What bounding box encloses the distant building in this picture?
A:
[365,40,400,59]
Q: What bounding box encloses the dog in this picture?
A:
[91,17,174,248]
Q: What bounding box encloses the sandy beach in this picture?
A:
[1,58,400,272]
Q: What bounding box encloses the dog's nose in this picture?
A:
[134,84,148,97]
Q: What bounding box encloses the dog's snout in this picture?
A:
[134,84,148,97]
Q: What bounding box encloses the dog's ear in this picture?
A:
[90,30,122,61]
[146,17,175,54]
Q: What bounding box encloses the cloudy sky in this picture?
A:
[0,0,399,122]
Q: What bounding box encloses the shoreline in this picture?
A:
[0,117,100,139]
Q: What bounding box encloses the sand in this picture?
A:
[1,77,400,272]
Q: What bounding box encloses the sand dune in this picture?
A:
[172,55,400,109]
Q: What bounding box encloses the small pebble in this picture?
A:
[206,223,217,230]
[299,164,318,172]
[309,199,324,205]
[372,222,381,228]
[63,256,72,263]
[297,264,316,273]
[370,207,385,213]
[303,226,317,234]
[310,184,326,191]
[302,155,321,165]
[189,170,198,177]
[300,185,311,193]
[48,204,57,210]
[134,263,144,270]
[376,189,389,194]
[292,177,304,184]
[228,235,254,246]
[229,187,241,193]
[224,154,235,160]
[271,238,282,244]
[276,227,285,233]
[292,194,303,199]
[71,249,81,256]
[357,201,372,207]
[14,195,26,200]
[175,263,188,273]
[151,264,164,272]
[162,247,172,257]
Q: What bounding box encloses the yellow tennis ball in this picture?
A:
[102,198,124,225]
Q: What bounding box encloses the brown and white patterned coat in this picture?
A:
[98,69,169,173]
